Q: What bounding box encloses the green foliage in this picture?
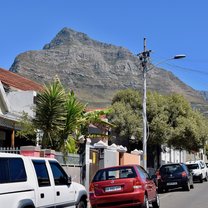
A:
[108,89,143,150]
[16,112,36,142]
[65,135,77,153]
[109,89,208,153]
[19,77,112,153]
[147,92,170,145]
[58,90,86,152]
[34,78,66,149]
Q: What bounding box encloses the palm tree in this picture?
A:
[59,90,86,152]
[19,77,114,153]
[34,78,66,149]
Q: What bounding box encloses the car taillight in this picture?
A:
[182,171,187,177]
[133,178,142,189]
[89,183,95,194]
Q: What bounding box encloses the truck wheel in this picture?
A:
[76,200,86,208]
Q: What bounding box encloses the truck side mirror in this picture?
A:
[67,176,72,185]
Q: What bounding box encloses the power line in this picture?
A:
[163,62,208,76]
[152,54,208,76]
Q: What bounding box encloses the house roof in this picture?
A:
[0,67,43,91]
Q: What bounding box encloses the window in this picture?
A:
[93,167,136,182]
[187,164,199,170]
[200,161,205,169]
[136,165,149,180]
[49,161,68,185]
[0,158,27,183]
[32,160,50,187]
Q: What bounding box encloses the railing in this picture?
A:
[55,151,82,167]
[0,147,82,167]
[0,147,20,154]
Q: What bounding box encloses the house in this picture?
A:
[0,67,42,148]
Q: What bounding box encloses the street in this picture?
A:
[160,181,208,208]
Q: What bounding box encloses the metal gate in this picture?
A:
[89,149,100,182]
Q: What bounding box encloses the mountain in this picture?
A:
[9,27,208,111]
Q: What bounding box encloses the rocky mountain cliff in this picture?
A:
[9,27,208,110]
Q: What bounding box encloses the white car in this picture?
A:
[0,153,88,208]
[186,160,208,183]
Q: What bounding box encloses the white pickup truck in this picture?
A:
[0,153,88,208]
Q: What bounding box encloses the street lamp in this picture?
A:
[138,38,186,170]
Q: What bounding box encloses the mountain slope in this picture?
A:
[9,27,207,109]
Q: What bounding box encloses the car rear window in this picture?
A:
[186,164,199,170]
[160,164,183,174]
[93,167,136,182]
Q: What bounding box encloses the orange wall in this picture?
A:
[120,153,140,165]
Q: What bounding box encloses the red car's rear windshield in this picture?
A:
[92,166,136,182]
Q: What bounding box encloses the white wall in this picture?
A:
[161,148,187,164]
[7,91,36,117]
[104,149,119,168]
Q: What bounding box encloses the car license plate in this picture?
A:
[105,186,121,192]
[167,182,177,186]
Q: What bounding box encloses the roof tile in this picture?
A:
[0,67,42,91]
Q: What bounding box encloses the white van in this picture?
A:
[0,153,88,208]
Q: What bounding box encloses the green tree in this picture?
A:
[18,78,112,153]
[108,89,143,151]
[34,78,66,149]
[109,89,208,153]
[166,94,205,152]
[146,92,170,145]
[82,108,113,137]
[58,90,86,152]
[16,112,37,144]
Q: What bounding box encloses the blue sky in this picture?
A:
[1,0,208,91]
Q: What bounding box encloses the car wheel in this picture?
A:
[141,195,150,208]
[157,187,163,193]
[164,188,168,193]
[76,200,86,208]
[152,193,160,208]
[183,182,190,191]
[200,174,203,183]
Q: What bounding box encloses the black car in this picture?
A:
[156,163,194,193]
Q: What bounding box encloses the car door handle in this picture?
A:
[57,191,60,196]
[40,193,44,198]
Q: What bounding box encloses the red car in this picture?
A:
[89,164,160,208]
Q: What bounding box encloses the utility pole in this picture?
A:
[138,39,185,170]
[138,38,151,170]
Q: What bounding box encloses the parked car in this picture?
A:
[156,163,194,193]
[186,160,208,182]
[89,164,160,208]
[0,153,88,208]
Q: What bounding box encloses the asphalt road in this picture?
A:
[160,181,208,208]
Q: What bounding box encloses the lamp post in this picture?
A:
[138,38,186,170]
